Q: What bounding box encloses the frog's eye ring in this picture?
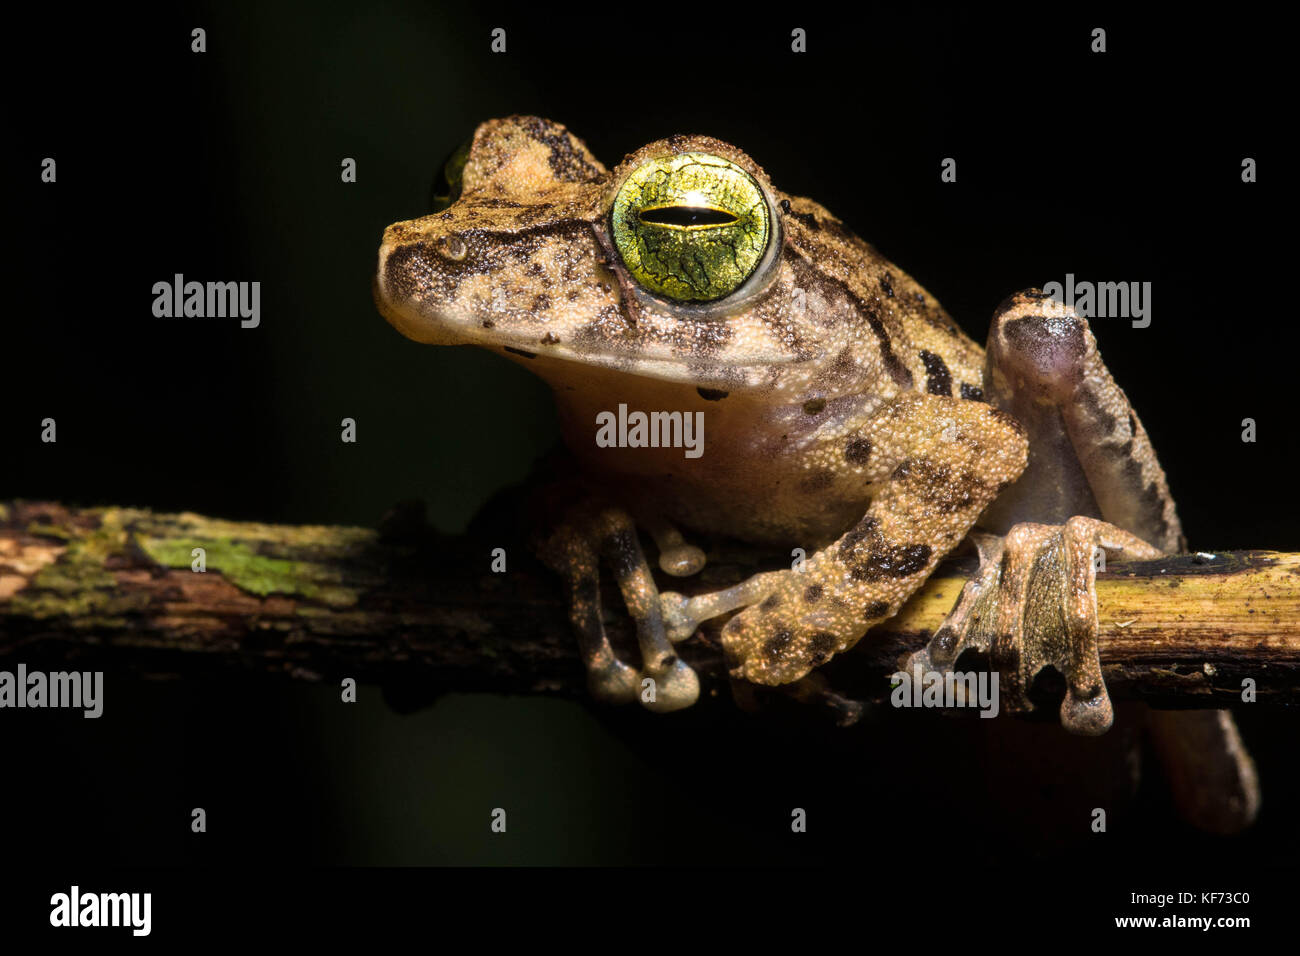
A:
[611,153,774,304]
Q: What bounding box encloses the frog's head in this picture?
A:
[375,116,896,392]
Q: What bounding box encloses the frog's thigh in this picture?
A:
[980,290,1183,552]
[723,393,1028,686]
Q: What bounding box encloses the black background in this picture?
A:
[3,0,1294,921]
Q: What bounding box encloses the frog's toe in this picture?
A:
[642,517,707,577]
[658,543,706,577]
[659,591,697,642]
[640,655,700,712]
[588,657,640,705]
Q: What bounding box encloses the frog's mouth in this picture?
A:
[378,290,814,392]
[375,243,819,391]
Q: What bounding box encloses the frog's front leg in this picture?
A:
[927,291,1258,827]
[671,392,1029,686]
[536,501,699,712]
[906,292,1176,734]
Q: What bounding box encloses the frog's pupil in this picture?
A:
[639,206,738,228]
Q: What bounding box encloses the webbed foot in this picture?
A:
[907,517,1161,735]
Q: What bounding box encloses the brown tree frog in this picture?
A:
[374,117,1258,832]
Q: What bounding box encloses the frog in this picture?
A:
[374,116,1259,832]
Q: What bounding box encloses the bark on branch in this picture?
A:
[1,499,1297,713]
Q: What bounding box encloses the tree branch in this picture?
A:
[2,499,1297,713]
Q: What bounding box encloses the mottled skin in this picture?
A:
[376,117,1257,830]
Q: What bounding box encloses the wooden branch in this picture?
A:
[1,499,1297,714]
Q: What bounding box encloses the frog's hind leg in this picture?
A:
[539,506,700,712]
[594,509,700,711]
[541,522,640,705]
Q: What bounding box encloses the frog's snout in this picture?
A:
[374,234,468,346]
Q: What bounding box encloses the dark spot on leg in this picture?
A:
[602,528,641,580]
[880,272,895,298]
[540,331,560,345]
[697,387,729,401]
[892,458,917,481]
[987,405,1027,436]
[893,544,932,575]
[919,350,952,397]
[802,397,827,415]
[863,600,890,620]
[803,584,823,604]
[960,383,985,402]
[1079,388,1117,435]
[760,593,782,612]
[839,515,881,559]
[844,438,872,465]
[808,631,839,666]
[929,470,988,512]
[764,629,795,659]
[851,543,933,581]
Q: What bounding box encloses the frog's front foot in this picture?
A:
[907,517,1161,735]
[537,505,700,713]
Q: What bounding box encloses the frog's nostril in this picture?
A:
[439,236,468,262]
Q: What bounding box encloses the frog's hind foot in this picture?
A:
[538,506,699,713]
[907,518,1161,735]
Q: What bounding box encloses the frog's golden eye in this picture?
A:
[611,153,772,303]
[428,136,472,213]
